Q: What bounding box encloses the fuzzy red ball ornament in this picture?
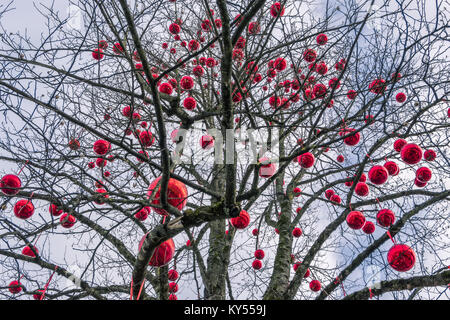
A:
[1,174,21,196]
[270,2,285,17]
[384,161,399,176]
[60,213,76,228]
[362,221,375,234]
[180,76,194,90]
[33,289,45,300]
[346,211,365,230]
[337,155,344,163]
[95,157,107,168]
[355,182,370,197]
[8,280,22,294]
[248,21,260,34]
[112,42,123,54]
[274,57,287,71]
[135,207,150,221]
[159,82,173,95]
[93,140,111,155]
[293,187,301,197]
[139,131,154,148]
[252,259,262,270]
[230,210,250,229]
[400,143,423,165]
[316,33,328,45]
[200,135,214,150]
[328,77,341,89]
[423,150,436,161]
[168,282,178,293]
[298,152,315,168]
[147,177,188,215]
[98,40,108,49]
[368,165,389,185]
[393,139,407,152]
[168,294,177,300]
[341,128,360,146]
[252,228,259,236]
[259,157,276,178]
[138,233,175,267]
[168,269,179,281]
[22,245,38,258]
[416,167,432,182]
[369,79,386,94]
[293,262,310,278]
[376,209,395,227]
[68,138,81,150]
[254,249,265,260]
[14,199,35,219]
[303,49,317,62]
[94,188,109,205]
[309,280,321,292]
[92,48,104,60]
[183,97,197,110]
[313,83,327,99]
[359,173,367,182]
[49,203,63,216]
[168,23,181,34]
[325,189,335,199]
[387,244,416,272]
[395,92,406,103]
[330,194,341,204]
[188,39,199,51]
[347,90,357,100]
[292,227,302,238]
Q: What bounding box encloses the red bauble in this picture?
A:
[400,143,422,165]
[337,155,344,163]
[230,210,250,229]
[33,289,45,300]
[423,149,436,161]
[159,82,173,95]
[92,48,104,60]
[248,21,260,34]
[22,245,38,258]
[387,244,416,272]
[359,173,367,182]
[393,139,407,152]
[93,140,111,155]
[347,90,357,100]
[94,188,109,205]
[309,280,321,292]
[395,92,407,103]
[68,138,81,150]
[188,39,199,51]
[252,228,259,236]
[368,165,389,185]
[355,182,369,197]
[1,174,21,196]
[180,76,194,90]
[60,213,76,228]
[377,209,395,227]
[346,211,366,230]
[270,2,285,17]
[254,249,265,260]
[168,294,177,300]
[168,282,178,293]
[341,128,360,146]
[384,161,399,176]
[200,135,214,149]
[259,157,276,178]
[292,227,302,238]
[298,152,315,168]
[168,23,181,34]
[325,189,335,199]
[316,33,328,45]
[369,79,386,94]
[330,194,341,204]
[252,259,262,270]
[193,65,204,77]
[183,97,197,110]
[362,221,375,234]
[303,49,317,62]
[98,40,108,49]
[416,167,432,182]
[293,187,301,197]
[112,42,123,54]
[14,200,35,219]
[8,280,22,294]
[139,131,155,148]
[138,233,175,267]
[168,269,179,281]
[95,157,107,168]
[147,177,188,215]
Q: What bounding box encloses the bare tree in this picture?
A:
[0,0,449,301]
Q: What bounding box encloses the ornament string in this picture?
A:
[17,160,29,176]
[369,287,373,299]
[386,231,396,245]
[40,265,58,300]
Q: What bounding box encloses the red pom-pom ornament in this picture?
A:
[230,210,250,229]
